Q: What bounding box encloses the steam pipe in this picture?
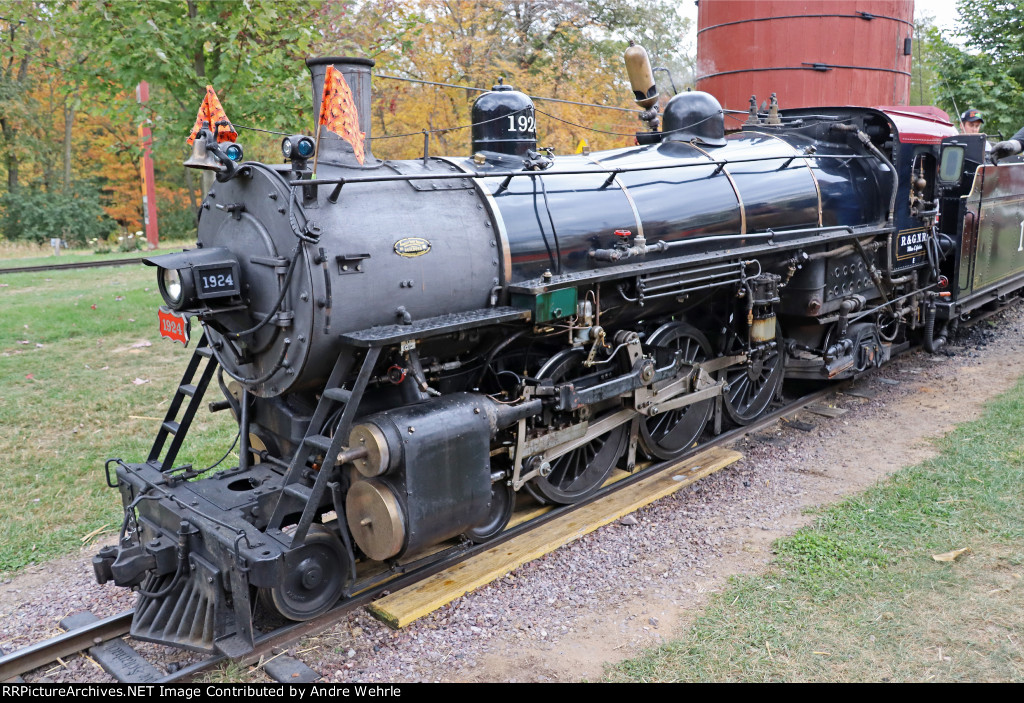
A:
[923,300,946,353]
[805,237,880,261]
[309,154,878,189]
[830,123,897,223]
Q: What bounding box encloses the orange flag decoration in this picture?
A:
[186,86,237,145]
[318,66,365,164]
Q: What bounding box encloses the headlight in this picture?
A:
[160,267,184,307]
[145,248,241,312]
[295,137,315,158]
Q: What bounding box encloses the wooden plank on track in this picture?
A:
[806,404,848,418]
[367,445,742,629]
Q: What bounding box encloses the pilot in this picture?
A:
[960,108,985,134]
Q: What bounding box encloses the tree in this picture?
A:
[910,1,1024,139]
[0,2,105,240]
[589,0,694,93]
[909,13,940,107]
[0,4,37,198]
[1,0,694,244]
[955,0,1024,88]
[69,1,327,167]
[948,0,1024,137]
[327,0,692,160]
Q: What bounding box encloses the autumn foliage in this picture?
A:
[1,0,693,244]
[344,1,684,160]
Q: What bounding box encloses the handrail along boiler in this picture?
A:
[92,52,1024,656]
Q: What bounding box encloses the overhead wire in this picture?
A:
[374,73,641,113]
[232,70,748,147]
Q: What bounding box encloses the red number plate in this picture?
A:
[158,307,191,346]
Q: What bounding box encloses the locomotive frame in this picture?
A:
[92,55,1024,657]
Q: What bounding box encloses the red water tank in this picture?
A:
[695,1,914,113]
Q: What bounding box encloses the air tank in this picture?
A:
[695,0,914,112]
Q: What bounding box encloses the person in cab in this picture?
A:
[961,108,985,134]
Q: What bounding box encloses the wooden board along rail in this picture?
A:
[368,445,743,629]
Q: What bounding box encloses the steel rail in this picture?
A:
[0,257,146,275]
[0,610,133,681]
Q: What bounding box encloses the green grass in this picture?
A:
[606,379,1024,682]
[0,265,235,572]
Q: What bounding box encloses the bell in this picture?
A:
[183,135,225,171]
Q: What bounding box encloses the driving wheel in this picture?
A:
[525,348,628,505]
[723,322,784,425]
[639,322,714,460]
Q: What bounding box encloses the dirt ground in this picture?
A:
[3,303,1023,682]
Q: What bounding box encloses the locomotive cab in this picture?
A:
[933,132,1024,325]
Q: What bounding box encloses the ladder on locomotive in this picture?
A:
[266,345,381,548]
[148,333,219,472]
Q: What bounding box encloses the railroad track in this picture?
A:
[0,381,839,683]
[0,257,146,275]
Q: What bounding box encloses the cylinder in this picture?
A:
[345,394,493,560]
[307,56,375,165]
[751,315,777,343]
[695,0,914,112]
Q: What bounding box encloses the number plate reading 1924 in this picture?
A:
[158,307,190,346]
[195,265,239,297]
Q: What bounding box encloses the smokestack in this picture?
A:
[306,56,375,165]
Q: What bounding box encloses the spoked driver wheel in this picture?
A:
[639,322,714,460]
[258,524,347,621]
[723,323,785,425]
[525,349,628,505]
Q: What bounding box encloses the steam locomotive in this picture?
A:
[92,52,1024,657]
